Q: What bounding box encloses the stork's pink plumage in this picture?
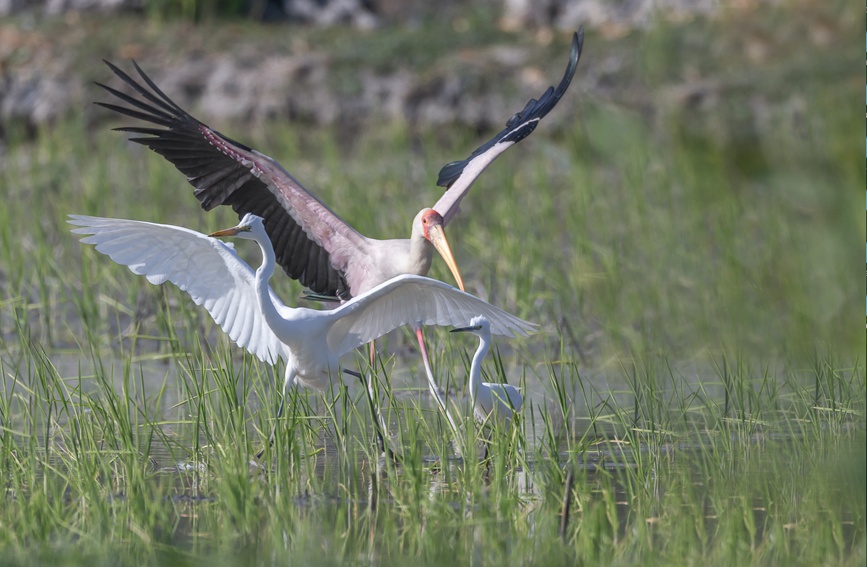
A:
[95,30,583,301]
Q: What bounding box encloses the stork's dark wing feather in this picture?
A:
[96,60,362,300]
[433,29,584,225]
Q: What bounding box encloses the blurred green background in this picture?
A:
[0,0,860,360]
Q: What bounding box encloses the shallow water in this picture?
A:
[1,346,834,487]
[1,347,734,453]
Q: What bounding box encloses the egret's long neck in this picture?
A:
[253,233,284,331]
[468,334,490,403]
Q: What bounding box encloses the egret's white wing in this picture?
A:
[325,274,536,356]
[488,384,524,413]
[68,215,289,365]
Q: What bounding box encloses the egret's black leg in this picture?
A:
[343,368,399,461]
[481,426,493,464]
[255,394,285,460]
[256,377,293,460]
[560,467,575,542]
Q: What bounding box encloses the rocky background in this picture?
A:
[0,0,844,142]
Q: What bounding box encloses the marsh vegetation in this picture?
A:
[0,4,863,566]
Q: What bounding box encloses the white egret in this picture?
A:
[69,213,535,453]
[451,316,523,425]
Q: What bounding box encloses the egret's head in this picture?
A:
[416,208,465,292]
[450,315,490,336]
[209,213,265,240]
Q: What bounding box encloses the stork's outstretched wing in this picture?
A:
[96,62,364,300]
[433,29,584,225]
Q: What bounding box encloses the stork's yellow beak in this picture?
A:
[427,223,465,292]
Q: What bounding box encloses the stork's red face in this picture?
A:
[420,209,465,292]
[420,210,445,239]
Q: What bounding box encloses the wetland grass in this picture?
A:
[0,8,863,566]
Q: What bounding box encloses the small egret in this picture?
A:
[451,316,524,425]
[70,214,535,454]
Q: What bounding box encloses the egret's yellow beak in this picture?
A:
[209,223,250,237]
[427,223,465,292]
